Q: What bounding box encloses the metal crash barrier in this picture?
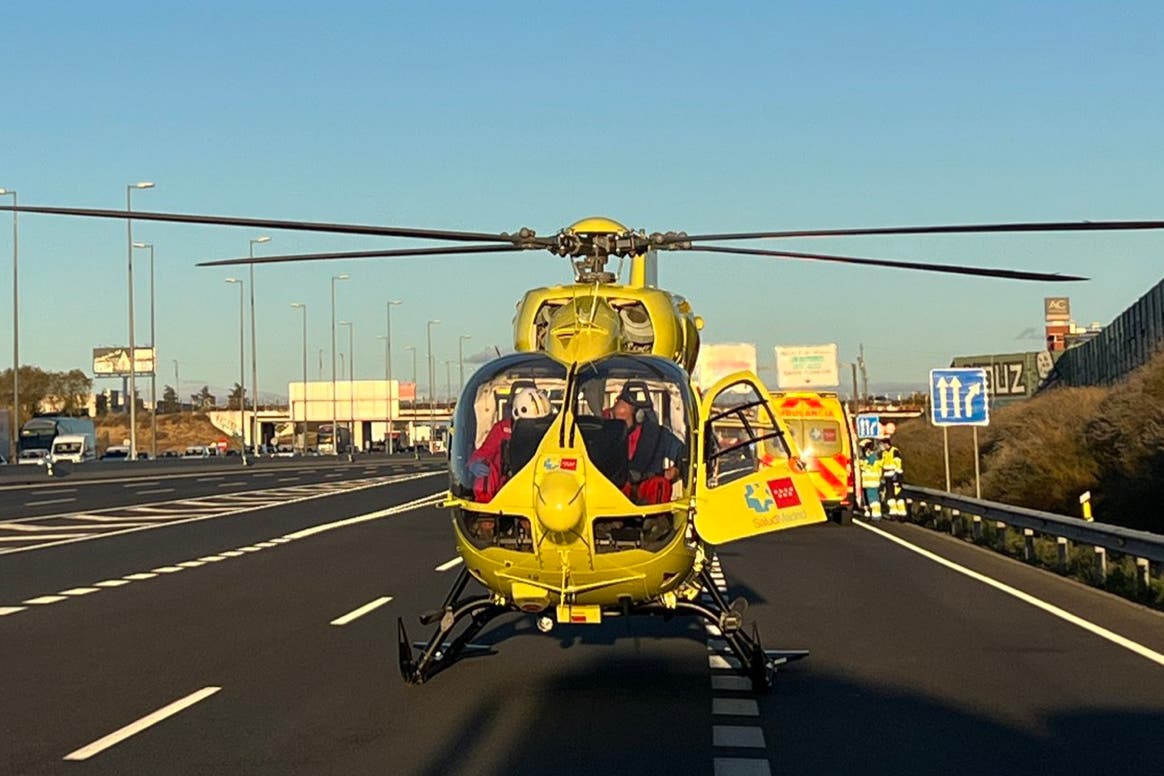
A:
[902,485,1163,593]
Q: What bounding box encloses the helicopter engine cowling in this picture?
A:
[534,469,585,537]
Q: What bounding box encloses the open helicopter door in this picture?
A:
[693,372,827,545]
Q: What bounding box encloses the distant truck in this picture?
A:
[50,433,98,464]
[19,416,97,463]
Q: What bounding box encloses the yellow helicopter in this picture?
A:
[4,202,1158,689]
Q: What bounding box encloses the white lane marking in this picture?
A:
[25,498,76,506]
[177,561,206,568]
[126,482,161,488]
[237,546,261,553]
[216,482,242,488]
[712,725,766,748]
[24,595,68,604]
[435,556,463,572]
[60,587,100,596]
[705,624,723,637]
[713,757,772,776]
[284,492,444,540]
[708,654,741,670]
[63,686,222,761]
[0,606,28,616]
[855,520,1164,669]
[220,550,246,557]
[197,555,227,562]
[151,566,184,574]
[255,541,278,548]
[277,477,301,482]
[94,579,131,588]
[137,488,175,495]
[330,596,394,626]
[711,675,754,692]
[713,698,760,716]
[197,476,225,482]
[253,473,274,478]
[124,572,157,580]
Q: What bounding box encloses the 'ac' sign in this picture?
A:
[929,368,990,427]
[855,414,882,439]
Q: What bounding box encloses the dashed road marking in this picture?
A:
[712,725,766,748]
[94,580,131,588]
[25,498,76,507]
[330,596,394,626]
[435,557,463,572]
[24,595,68,605]
[137,488,174,495]
[124,573,157,581]
[713,698,759,716]
[713,757,772,776]
[63,686,222,761]
[0,606,28,616]
[711,675,753,692]
[60,587,101,596]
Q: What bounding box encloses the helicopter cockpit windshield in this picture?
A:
[450,353,694,505]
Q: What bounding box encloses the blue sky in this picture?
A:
[2,1,1162,399]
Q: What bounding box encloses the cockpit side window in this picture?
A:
[452,354,567,503]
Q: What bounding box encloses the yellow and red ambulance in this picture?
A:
[769,391,858,524]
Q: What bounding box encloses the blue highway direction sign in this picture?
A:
[855,414,882,439]
[929,368,990,427]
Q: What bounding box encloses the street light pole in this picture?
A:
[385,299,401,454]
[0,189,16,456]
[226,278,247,465]
[291,303,307,453]
[458,334,471,396]
[247,235,270,454]
[445,360,453,403]
[133,242,157,458]
[126,181,154,460]
[340,320,354,455]
[172,359,180,413]
[330,274,349,457]
[426,319,440,453]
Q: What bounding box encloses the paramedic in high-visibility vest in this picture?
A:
[879,437,905,518]
[858,439,883,520]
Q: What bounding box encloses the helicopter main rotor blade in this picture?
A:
[0,204,541,244]
[692,245,1088,282]
[672,219,1164,243]
[198,243,529,267]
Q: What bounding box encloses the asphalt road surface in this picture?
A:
[2,467,1162,775]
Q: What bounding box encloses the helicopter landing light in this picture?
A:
[556,604,602,625]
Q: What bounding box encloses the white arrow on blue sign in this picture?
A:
[929,368,990,427]
[855,414,882,439]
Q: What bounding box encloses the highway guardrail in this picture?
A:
[902,485,1162,592]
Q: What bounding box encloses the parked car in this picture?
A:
[182,445,211,458]
[101,446,131,460]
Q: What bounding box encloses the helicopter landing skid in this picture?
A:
[635,567,808,691]
[399,568,509,685]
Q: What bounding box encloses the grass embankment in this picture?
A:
[94,413,235,455]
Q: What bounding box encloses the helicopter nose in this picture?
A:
[535,470,584,535]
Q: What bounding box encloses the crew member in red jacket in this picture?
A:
[467,387,552,502]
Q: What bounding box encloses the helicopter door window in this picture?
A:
[704,382,792,488]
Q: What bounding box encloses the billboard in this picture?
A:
[1044,297,1070,322]
[775,344,839,388]
[93,347,156,376]
[692,343,757,392]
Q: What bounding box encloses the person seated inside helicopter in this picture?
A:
[466,387,554,502]
[610,383,686,505]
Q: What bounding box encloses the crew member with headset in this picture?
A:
[610,384,686,505]
[858,438,883,520]
[879,436,905,519]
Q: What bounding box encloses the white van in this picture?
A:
[50,434,97,464]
